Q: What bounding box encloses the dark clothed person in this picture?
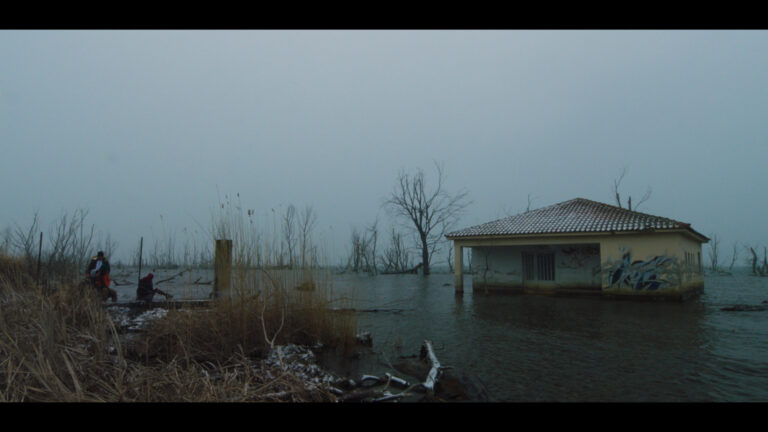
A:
[137,273,156,302]
[137,273,172,303]
[85,251,117,302]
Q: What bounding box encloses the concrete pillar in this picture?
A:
[214,239,232,299]
[454,244,463,293]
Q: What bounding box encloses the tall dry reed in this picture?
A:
[0,256,343,402]
[0,195,360,401]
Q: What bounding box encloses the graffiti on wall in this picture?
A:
[559,245,600,269]
[603,248,678,291]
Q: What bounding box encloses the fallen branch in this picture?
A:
[721,304,768,312]
[331,307,410,314]
[381,262,423,275]
[384,372,410,389]
[373,392,407,402]
[420,340,441,397]
[154,268,192,285]
[337,388,385,402]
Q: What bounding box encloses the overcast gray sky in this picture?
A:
[1,30,766,265]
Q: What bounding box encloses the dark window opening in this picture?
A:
[523,253,535,281]
[523,252,555,281]
[537,253,555,281]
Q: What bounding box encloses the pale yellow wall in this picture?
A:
[453,229,705,298]
[599,231,703,294]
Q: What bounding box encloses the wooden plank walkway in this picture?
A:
[105,299,213,310]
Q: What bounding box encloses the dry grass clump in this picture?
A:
[0,257,357,401]
[0,198,359,402]
[0,278,348,402]
[0,255,35,291]
[0,275,117,401]
[129,268,358,365]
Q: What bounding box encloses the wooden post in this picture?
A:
[214,239,232,299]
[454,244,463,293]
[36,232,43,286]
[137,237,143,290]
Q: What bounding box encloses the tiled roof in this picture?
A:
[446,198,707,240]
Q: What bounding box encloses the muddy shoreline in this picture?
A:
[108,303,491,402]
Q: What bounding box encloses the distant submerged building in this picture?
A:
[446,198,708,300]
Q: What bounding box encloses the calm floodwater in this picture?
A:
[331,271,768,402]
[113,267,768,402]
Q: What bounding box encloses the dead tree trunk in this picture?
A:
[763,247,768,276]
[750,247,760,276]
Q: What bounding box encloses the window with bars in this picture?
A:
[523,253,535,281]
[684,251,699,273]
[536,253,555,281]
[698,252,702,273]
[523,252,555,281]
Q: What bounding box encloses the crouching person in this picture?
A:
[137,273,172,303]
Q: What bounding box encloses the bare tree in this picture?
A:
[526,193,537,212]
[11,212,40,262]
[365,218,379,275]
[728,241,739,272]
[753,246,768,276]
[345,218,382,274]
[381,227,412,273]
[764,247,768,276]
[348,228,364,272]
[298,205,317,268]
[95,232,118,263]
[612,167,652,211]
[386,162,470,275]
[497,193,538,218]
[9,209,97,281]
[348,227,372,273]
[708,233,720,272]
[281,204,297,268]
[0,226,11,255]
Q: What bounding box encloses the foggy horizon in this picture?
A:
[2,30,767,266]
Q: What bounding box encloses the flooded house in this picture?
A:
[446,198,709,300]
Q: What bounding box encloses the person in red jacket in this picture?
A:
[136,273,172,303]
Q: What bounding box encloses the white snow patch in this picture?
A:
[265,344,341,389]
[108,306,168,332]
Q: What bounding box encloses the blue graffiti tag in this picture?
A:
[608,250,673,291]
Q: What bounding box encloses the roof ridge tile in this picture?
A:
[446,197,705,240]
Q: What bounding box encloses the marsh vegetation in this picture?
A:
[0,199,361,402]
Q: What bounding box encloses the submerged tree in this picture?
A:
[748,245,768,276]
[298,205,318,268]
[612,167,652,211]
[281,204,297,268]
[708,233,720,272]
[347,222,378,274]
[386,162,470,276]
[728,241,739,272]
[380,227,412,274]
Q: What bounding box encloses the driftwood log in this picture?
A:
[392,342,491,401]
[721,303,768,312]
[381,263,423,275]
[420,340,441,397]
